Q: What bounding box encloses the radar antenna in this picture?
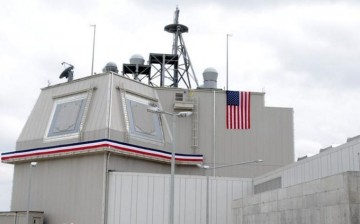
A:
[164,7,199,88]
[59,62,74,82]
[147,7,199,89]
[124,8,199,89]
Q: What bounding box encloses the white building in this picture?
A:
[1,70,294,223]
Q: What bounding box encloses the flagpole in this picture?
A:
[226,34,232,90]
[90,24,96,76]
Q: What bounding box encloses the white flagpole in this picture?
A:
[226,34,232,90]
[90,24,96,76]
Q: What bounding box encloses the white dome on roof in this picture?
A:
[103,62,118,73]
[201,67,218,89]
[130,54,145,65]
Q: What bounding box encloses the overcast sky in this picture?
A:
[1,0,360,210]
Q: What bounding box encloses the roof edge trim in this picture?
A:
[1,139,203,165]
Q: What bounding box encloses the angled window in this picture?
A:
[125,94,163,143]
[46,93,87,140]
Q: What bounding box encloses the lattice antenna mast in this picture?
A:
[165,7,199,88]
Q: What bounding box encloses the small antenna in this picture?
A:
[90,24,96,76]
[173,6,179,24]
[226,34,232,91]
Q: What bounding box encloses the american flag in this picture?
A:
[226,91,251,129]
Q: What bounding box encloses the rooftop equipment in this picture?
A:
[121,7,199,89]
[122,54,151,82]
[162,7,199,88]
[103,62,119,73]
[148,53,178,87]
[59,62,74,82]
[202,67,218,89]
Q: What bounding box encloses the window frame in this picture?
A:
[125,94,164,144]
[44,93,88,142]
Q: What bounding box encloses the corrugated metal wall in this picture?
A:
[107,172,252,224]
[254,138,360,189]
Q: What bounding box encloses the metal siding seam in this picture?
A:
[213,90,216,177]
[101,152,109,224]
[183,178,187,224]
[130,175,133,224]
[162,175,165,224]
[199,178,203,224]
[113,174,119,223]
[120,84,131,142]
[108,73,114,139]
[118,175,122,223]
[150,176,154,224]
[211,179,218,223]
[135,175,139,224]
[177,177,181,224]
[182,177,186,224]
[146,176,149,224]
[111,173,116,224]
[79,86,95,141]
[194,178,198,224]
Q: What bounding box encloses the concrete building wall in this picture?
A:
[11,154,106,224]
[233,171,360,224]
[107,172,253,224]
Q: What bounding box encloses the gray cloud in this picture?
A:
[273,23,360,89]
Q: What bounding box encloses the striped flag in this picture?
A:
[226,91,251,129]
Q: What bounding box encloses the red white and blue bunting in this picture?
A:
[1,139,203,165]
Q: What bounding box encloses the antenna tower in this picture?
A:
[166,7,198,88]
[148,7,199,88]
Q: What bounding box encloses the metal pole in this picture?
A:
[206,174,210,224]
[26,162,37,224]
[169,114,176,224]
[26,164,32,224]
[172,7,179,54]
[90,25,96,76]
[146,107,192,224]
[226,34,232,90]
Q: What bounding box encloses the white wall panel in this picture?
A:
[254,139,360,189]
[107,172,252,224]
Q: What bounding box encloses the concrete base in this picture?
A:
[232,171,360,224]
